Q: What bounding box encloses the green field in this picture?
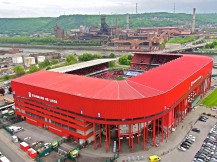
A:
[201,89,217,107]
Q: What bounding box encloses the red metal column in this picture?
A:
[181,101,184,120]
[161,117,164,142]
[143,123,146,150]
[137,123,140,144]
[174,107,176,127]
[118,124,121,152]
[166,114,169,138]
[146,122,149,143]
[105,124,108,152]
[208,76,211,89]
[157,119,160,136]
[152,120,156,146]
[93,123,96,149]
[131,124,134,152]
[108,125,110,146]
[99,124,102,147]
[128,124,131,147]
[177,104,180,126]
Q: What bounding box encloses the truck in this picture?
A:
[51,140,58,148]
[31,141,44,151]
[69,149,79,159]
[37,143,51,157]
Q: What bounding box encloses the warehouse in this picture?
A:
[11,52,213,152]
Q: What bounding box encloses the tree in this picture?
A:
[66,54,77,64]
[78,53,94,62]
[127,54,133,60]
[109,61,115,68]
[118,55,130,65]
[38,59,50,69]
[109,53,115,58]
[50,59,59,65]
[13,65,25,77]
[28,65,40,73]
[93,54,102,59]
[3,74,10,81]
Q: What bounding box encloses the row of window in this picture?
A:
[15,101,90,135]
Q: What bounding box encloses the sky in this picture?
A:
[0,0,216,18]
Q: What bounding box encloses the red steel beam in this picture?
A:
[99,124,102,147]
[137,123,140,144]
[118,124,121,152]
[143,122,146,150]
[152,120,156,146]
[93,123,96,149]
[161,117,164,142]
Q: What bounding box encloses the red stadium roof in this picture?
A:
[13,54,213,100]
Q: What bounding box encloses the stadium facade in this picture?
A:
[11,53,213,152]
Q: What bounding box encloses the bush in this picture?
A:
[109,61,115,68]
[119,55,131,65]
[78,53,94,62]
[50,59,59,65]
[39,59,51,69]
[66,54,77,64]
[3,74,10,80]
[13,65,25,77]
[28,65,40,73]
[46,66,51,70]
[109,53,115,58]
[127,54,133,60]
[93,54,102,59]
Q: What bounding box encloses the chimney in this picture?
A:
[115,17,118,37]
[126,14,129,30]
[192,8,196,33]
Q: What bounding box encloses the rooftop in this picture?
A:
[49,58,116,73]
[12,54,213,100]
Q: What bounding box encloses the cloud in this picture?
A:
[0,0,216,18]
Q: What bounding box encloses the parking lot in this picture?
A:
[161,114,217,162]
[14,121,61,144]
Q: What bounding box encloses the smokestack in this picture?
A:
[115,17,118,38]
[136,3,138,14]
[126,14,129,30]
[192,8,196,33]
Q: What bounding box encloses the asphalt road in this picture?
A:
[0,129,32,162]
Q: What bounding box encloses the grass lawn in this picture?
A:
[201,88,217,107]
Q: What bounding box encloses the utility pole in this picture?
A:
[173,0,176,13]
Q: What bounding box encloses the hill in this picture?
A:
[0,13,217,36]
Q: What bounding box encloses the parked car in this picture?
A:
[148,155,161,162]
[24,137,32,142]
[199,116,208,122]
[178,146,186,152]
[192,128,200,133]
[211,107,217,111]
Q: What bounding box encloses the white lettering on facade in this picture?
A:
[28,92,58,104]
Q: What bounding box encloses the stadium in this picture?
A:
[11,52,213,152]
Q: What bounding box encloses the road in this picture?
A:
[0,129,32,162]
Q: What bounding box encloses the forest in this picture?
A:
[0,12,217,36]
